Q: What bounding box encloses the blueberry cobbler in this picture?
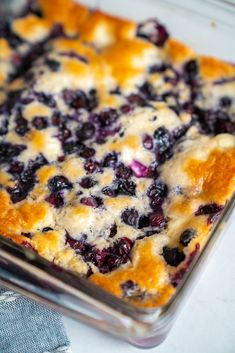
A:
[0,0,234,307]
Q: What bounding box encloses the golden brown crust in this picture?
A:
[79,10,136,48]
[39,0,89,34]
[91,238,175,307]
[12,14,50,42]
[31,230,64,261]
[164,38,235,83]
[0,190,51,239]
[185,149,235,204]
[199,56,235,81]
[165,38,196,66]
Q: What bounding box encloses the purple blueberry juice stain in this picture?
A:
[164,72,180,86]
[129,160,149,178]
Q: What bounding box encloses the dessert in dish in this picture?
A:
[0,0,234,308]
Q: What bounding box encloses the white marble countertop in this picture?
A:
[63,213,235,353]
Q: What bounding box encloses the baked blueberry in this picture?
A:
[180,228,196,246]
[163,246,185,267]
[137,19,169,47]
[48,175,73,192]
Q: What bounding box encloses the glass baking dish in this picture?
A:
[0,0,235,348]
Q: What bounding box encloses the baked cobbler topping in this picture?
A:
[0,0,234,307]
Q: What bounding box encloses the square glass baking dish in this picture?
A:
[0,0,235,348]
